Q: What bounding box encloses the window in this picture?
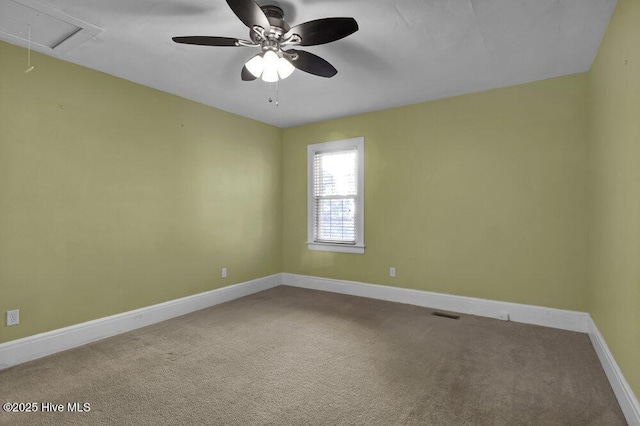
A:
[307,137,365,254]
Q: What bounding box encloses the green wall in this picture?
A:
[1,2,638,401]
[283,74,590,311]
[588,0,640,398]
[0,41,282,343]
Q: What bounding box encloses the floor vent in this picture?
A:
[431,311,460,320]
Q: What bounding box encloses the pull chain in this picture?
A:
[267,81,280,106]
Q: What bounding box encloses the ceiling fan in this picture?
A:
[172,0,358,82]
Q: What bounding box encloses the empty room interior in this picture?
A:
[0,0,639,424]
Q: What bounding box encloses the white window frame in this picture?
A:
[307,137,365,254]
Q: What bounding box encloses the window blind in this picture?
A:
[313,149,358,244]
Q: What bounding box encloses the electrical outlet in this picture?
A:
[7,309,19,326]
[221,267,227,278]
[389,267,396,277]
[497,311,510,321]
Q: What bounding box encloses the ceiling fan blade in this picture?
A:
[241,65,258,81]
[285,18,358,46]
[226,0,270,30]
[284,49,337,78]
[172,36,240,47]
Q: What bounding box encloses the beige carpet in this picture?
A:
[0,286,626,425]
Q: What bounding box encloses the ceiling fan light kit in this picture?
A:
[245,50,295,82]
[172,0,358,82]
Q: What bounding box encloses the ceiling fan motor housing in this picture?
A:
[250,5,290,43]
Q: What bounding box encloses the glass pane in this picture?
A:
[315,198,356,242]
[314,150,357,197]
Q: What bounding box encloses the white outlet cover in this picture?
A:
[390,267,396,277]
[221,268,227,278]
[7,309,19,326]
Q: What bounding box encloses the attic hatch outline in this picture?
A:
[0,0,102,55]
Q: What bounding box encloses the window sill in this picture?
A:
[307,242,365,254]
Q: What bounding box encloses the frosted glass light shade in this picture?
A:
[261,51,279,82]
[246,51,294,82]
[261,67,278,82]
[245,54,264,78]
[277,58,295,79]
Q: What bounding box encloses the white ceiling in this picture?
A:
[1,0,617,128]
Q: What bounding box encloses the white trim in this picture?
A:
[3,271,637,425]
[307,242,365,254]
[282,273,589,332]
[307,137,365,254]
[588,317,640,425]
[283,273,640,422]
[0,274,282,370]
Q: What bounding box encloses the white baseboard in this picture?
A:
[588,317,640,425]
[282,273,589,332]
[283,273,639,424]
[0,273,282,370]
[3,271,637,425]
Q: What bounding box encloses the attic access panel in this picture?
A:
[0,0,100,54]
